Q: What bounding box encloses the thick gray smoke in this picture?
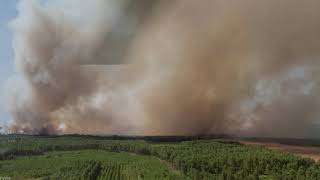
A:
[7,0,320,137]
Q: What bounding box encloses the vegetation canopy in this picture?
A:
[0,135,320,179]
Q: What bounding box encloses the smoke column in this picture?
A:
[7,0,320,137]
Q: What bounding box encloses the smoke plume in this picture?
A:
[7,0,320,137]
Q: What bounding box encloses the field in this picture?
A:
[0,135,320,179]
[240,140,320,162]
[0,150,182,180]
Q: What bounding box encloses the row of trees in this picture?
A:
[151,141,320,180]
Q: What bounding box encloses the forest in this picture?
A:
[0,135,320,179]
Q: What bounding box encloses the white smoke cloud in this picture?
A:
[6,0,320,137]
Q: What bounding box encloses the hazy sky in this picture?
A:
[0,0,17,127]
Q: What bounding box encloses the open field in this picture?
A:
[240,141,320,162]
[0,135,320,179]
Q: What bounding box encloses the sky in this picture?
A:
[0,0,17,128]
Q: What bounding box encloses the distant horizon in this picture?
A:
[2,132,320,141]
